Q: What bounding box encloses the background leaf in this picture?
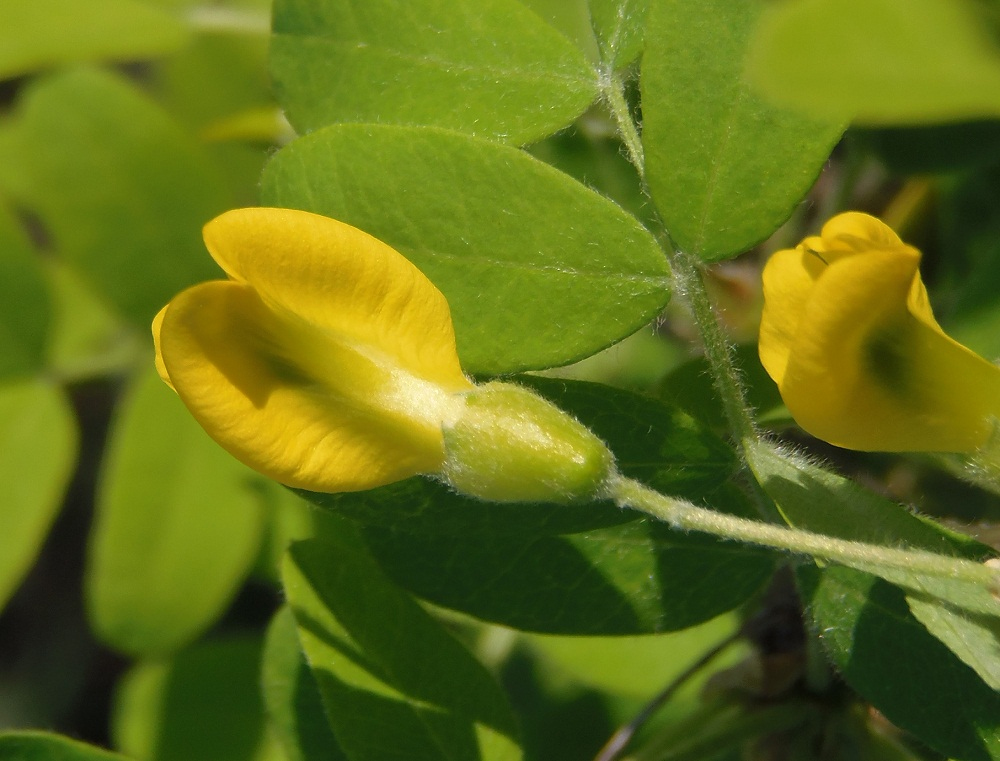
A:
[0,0,187,81]
[1,67,232,326]
[283,529,523,761]
[747,0,1000,125]
[0,379,77,612]
[526,612,744,698]
[86,369,264,656]
[262,607,346,761]
[113,637,282,761]
[0,731,132,761]
[640,0,844,260]
[801,566,1000,761]
[269,0,597,144]
[43,260,142,383]
[261,124,670,374]
[300,379,775,634]
[0,205,49,380]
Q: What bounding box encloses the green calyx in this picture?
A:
[441,382,616,504]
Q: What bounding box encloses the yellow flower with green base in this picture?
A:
[759,211,1000,452]
[153,207,614,502]
[153,207,1000,603]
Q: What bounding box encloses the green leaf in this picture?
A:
[640,0,844,260]
[801,566,1000,761]
[658,343,783,432]
[588,0,648,69]
[43,260,142,383]
[0,731,131,761]
[269,0,597,144]
[262,607,346,761]
[527,611,744,697]
[300,379,775,634]
[152,30,275,204]
[113,637,282,761]
[283,530,523,761]
[526,124,651,228]
[0,379,77,612]
[260,124,670,374]
[0,205,49,381]
[906,593,1000,692]
[519,0,599,64]
[747,0,1000,126]
[746,441,1000,618]
[86,369,264,656]
[0,0,187,81]
[4,68,232,326]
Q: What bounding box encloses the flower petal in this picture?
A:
[818,211,903,253]
[156,280,456,491]
[780,248,1000,451]
[151,304,174,390]
[759,247,825,384]
[202,207,469,392]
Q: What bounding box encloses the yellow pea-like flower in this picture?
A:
[154,207,614,502]
[759,211,1000,452]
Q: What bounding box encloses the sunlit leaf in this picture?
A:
[283,528,523,761]
[641,0,844,260]
[113,637,282,761]
[261,124,670,375]
[270,0,597,144]
[261,607,346,761]
[802,567,1000,761]
[0,380,77,612]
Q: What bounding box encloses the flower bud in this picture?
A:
[441,382,616,503]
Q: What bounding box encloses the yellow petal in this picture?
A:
[151,304,174,391]
[157,280,462,491]
[202,208,469,393]
[759,247,826,385]
[779,247,1000,451]
[817,211,903,253]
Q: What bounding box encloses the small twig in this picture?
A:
[593,632,741,761]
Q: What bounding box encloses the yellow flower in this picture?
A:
[759,212,1000,452]
[154,207,614,501]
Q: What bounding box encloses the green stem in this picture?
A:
[610,475,1000,592]
[670,249,758,443]
[601,67,757,447]
[600,70,645,183]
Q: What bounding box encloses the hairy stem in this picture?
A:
[600,70,645,183]
[610,475,1000,595]
[670,249,758,443]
